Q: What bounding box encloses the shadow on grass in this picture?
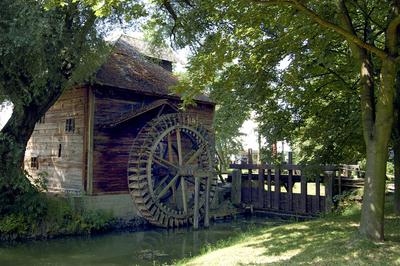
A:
[239,205,400,265]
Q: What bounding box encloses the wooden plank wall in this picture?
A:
[24,87,87,195]
[92,88,215,194]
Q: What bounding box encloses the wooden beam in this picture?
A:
[315,175,320,212]
[204,176,210,228]
[231,170,242,205]
[324,171,334,212]
[258,168,265,208]
[300,172,307,213]
[229,163,338,171]
[193,176,200,229]
[267,169,272,208]
[181,178,188,214]
[288,168,293,211]
[274,168,280,210]
[86,87,95,195]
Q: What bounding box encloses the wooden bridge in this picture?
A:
[229,162,364,216]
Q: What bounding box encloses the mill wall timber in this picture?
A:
[92,89,215,194]
[24,87,87,195]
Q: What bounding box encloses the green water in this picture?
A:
[0,217,285,266]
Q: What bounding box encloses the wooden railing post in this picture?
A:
[248,149,253,202]
[288,152,293,164]
[274,167,281,210]
[288,167,293,211]
[267,168,272,208]
[315,174,320,212]
[300,169,307,213]
[324,170,334,212]
[258,167,265,208]
[231,169,242,205]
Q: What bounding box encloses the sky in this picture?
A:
[0,104,12,129]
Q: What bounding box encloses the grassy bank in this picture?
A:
[0,195,116,241]
[181,197,400,265]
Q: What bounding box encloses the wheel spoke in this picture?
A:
[167,133,173,163]
[157,173,180,200]
[153,154,178,169]
[176,128,183,166]
[181,176,188,214]
[153,175,171,195]
[186,143,206,165]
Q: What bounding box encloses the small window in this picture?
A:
[65,118,75,133]
[38,114,45,124]
[58,144,62,158]
[31,157,39,169]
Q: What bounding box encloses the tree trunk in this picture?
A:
[360,142,389,241]
[359,60,396,241]
[0,87,63,214]
[0,104,41,213]
[393,143,400,215]
[392,68,400,215]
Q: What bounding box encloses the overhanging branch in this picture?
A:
[251,0,389,60]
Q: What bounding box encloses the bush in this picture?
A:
[333,189,363,215]
[0,195,114,241]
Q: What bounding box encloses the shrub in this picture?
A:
[0,195,115,241]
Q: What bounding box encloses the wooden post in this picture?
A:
[274,168,280,210]
[324,171,334,212]
[193,176,200,229]
[267,169,272,208]
[288,152,293,164]
[338,170,342,195]
[258,168,265,208]
[204,175,210,227]
[231,170,242,205]
[300,171,307,213]
[248,149,253,202]
[315,175,320,212]
[86,87,95,195]
[288,168,293,211]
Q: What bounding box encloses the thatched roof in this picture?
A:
[94,35,213,104]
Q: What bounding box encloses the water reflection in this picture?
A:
[0,217,285,266]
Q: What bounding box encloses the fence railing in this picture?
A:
[229,163,364,215]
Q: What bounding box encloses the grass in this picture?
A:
[179,196,400,265]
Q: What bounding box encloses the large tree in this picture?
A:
[146,0,400,241]
[0,0,144,214]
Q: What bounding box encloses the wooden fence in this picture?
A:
[229,163,364,216]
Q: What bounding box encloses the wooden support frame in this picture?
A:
[315,175,320,212]
[274,168,280,210]
[287,168,293,211]
[258,168,265,208]
[324,171,334,212]
[300,171,307,213]
[204,175,210,227]
[86,87,95,195]
[231,170,242,205]
[193,176,200,229]
[267,169,272,208]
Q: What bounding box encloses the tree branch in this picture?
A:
[251,0,389,59]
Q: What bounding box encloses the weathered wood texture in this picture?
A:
[92,87,215,194]
[24,87,87,195]
[230,163,363,216]
[231,170,242,205]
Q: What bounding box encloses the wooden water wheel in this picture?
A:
[127,113,217,227]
